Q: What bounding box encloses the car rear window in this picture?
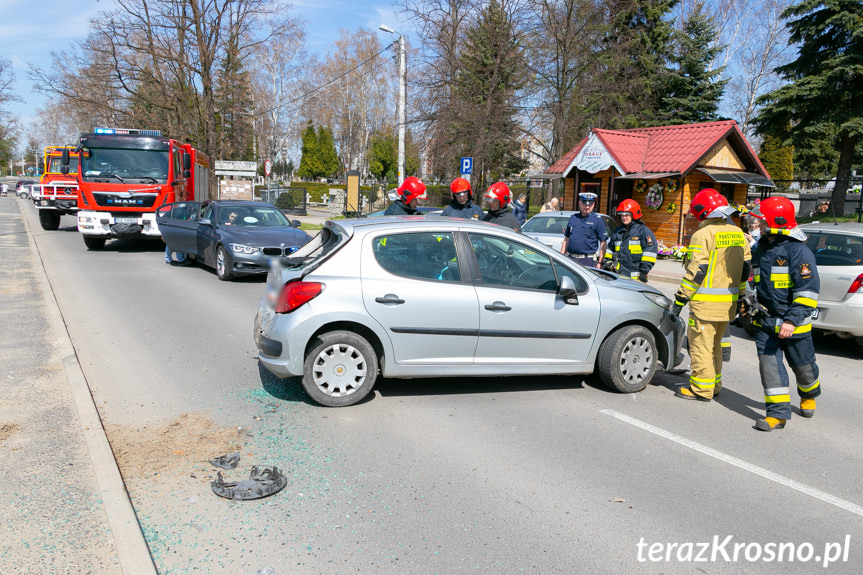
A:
[522,216,569,234]
[805,232,863,266]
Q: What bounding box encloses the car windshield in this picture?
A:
[522,216,570,234]
[220,206,291,227]
[81,147,169,182]
[805,231,863,266]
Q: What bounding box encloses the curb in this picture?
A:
[23,208,159,575]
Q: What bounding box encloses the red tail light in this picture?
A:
[848,274,863,295]
[275,281,322,313]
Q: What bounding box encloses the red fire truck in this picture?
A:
[32,146,80,230]
[62,128,211,249]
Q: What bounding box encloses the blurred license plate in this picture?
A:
[811,308,820,319]
[115,217,137,223]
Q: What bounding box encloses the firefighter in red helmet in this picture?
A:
[482,182,520,231]
[605,198,657,282]
[384,176,426,215]
[441,177,485,220]
[672,188,751,402]
[748,196,821,431]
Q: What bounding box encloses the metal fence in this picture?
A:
[259,187,308,215]
[747,179,863,221]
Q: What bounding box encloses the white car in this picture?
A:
[521,210,617,251]
[800,222,863,349]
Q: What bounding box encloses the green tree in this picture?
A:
[659,5,727,123]
[369,132,397,182]
[316,126,340,178]
[598,0,679,128]
[297,123,340,180]
[759,134,794,190]
[755,0,863,214]
[297,123,320,180]
[452,0,527,180]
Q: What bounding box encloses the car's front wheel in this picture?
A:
[597,325,657,393]
[302,331,378,407]
[215,245,233,281]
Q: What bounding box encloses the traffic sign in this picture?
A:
[460,157,473,175]
[264,159,272,177]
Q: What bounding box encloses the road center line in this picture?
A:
[600,408,863,518]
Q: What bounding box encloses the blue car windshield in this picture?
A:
[220,206,291,227]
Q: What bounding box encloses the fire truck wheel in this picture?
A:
[39,211,61,231]
[83,236,106,250]
[216,245,233,281]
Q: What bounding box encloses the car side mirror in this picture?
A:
[183,169,191,178]
[183,153,191,171]
[199,218,211,225]
[559,275,579,305]
[291,220,302,228]
[61,149,69,174]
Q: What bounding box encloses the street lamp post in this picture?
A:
[380,24,406,185]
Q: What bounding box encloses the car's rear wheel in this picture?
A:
[302,331,378,407]
[83,236,106,250]
[39,210,61,230]
[215,245,233,281]
[597,325,657,393]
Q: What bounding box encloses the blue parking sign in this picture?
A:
[460,157,473,175]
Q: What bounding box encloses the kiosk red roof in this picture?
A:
[546,120,768,178]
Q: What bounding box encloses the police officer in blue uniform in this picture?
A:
[560,191,608,268]
[749,197,821,432]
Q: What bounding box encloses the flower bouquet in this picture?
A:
[646,183,664,209]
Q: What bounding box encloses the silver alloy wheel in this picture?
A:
[618,335,654,384]
[311,343,367,398]
[216,246,230,280]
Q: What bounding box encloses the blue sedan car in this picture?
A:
[157,200,312,281]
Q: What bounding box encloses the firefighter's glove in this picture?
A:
[671,301,685,318]
[638,272,648,283]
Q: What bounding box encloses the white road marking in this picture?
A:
[600,409,863,518]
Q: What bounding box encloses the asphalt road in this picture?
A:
[23,202,863,574]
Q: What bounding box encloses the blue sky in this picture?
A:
[0,0,408,139]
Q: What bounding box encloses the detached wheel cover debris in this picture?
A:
[211,465,287,500]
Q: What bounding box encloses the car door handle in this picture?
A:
[375,294,405,305]
[484,301,511,312]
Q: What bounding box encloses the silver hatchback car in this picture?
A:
[254,217,685,406]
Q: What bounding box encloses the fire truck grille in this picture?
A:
[92,194,158,208]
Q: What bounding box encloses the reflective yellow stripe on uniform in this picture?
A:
[775,323,812,334]
[798,379,820,393]
[642,251,657,263]
[691,286,740,302]
[690,375,715,390]
[764,387,790,404]
[687,245,703,254]
[681,279,698,291]
[793,290,819,308]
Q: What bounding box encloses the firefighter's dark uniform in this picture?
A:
[384,200,419,216]
[675,219,751,399]
[752,230,821,420]
[605,220,658,281]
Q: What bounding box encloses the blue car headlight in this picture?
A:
[229,243,261,255]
